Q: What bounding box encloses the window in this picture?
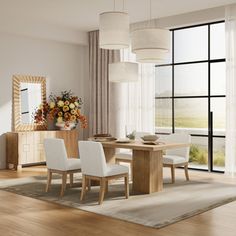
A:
[155,21,226,172]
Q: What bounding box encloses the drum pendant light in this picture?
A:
[109,61,138,83]
[131,0,170,63]
[99,0,130,49]
[109,49,138,83]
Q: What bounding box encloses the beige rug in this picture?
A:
[1,175,236,228]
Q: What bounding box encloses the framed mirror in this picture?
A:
[13,75,47,131]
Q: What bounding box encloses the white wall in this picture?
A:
[0,32,89,169]
[131,6,225,30]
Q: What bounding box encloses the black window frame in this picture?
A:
[155,20,226,173]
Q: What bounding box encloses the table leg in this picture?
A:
[132,150,163,194]
[103,147,116,164]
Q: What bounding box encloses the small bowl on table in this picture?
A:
[141,135,159,142]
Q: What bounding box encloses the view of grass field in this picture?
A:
[156,114,225,169]
[189,144,225,167]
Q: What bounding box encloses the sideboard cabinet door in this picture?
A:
[6,130,79,170]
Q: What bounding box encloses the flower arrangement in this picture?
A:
[34,90,87,129]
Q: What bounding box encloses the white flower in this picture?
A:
[74,101,79,107]
[49,102,55,109]
[57,117,63,123]
[69,103,75,109]
[57,100,64,107]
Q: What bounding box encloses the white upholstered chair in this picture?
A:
[44,138,81,197]
[115,132,150,179]
[79,141,129,205]
[163,133,191,183]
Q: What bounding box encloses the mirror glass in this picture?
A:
[20,82,42,124]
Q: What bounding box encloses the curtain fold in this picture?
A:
[225,4,236,176]
[88,30,120,136]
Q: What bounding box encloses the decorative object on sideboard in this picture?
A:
[99,0,130,49]
[12,75,47,131]
[34,90,87,130]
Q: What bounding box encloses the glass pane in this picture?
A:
[211,98,226,135]
[155,66,172,97]
[155,99,172,133]
[210,23,225,59]
[211,62,226,96]
[174,26,208,63]
[174,98,208,135]
[213,137,225,171]
[189,136,208,170]
[174,63,208,96]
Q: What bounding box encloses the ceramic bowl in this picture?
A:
[141,135,159,142]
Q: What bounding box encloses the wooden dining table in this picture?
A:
[100,140,190,194]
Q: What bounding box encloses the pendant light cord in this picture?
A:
[114,0,125,12]
[149,0,152,27]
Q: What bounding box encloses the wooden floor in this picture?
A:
[0,167,236,236]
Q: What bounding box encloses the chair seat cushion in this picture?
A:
[66,158,81,171]
[106,164,129,177]
[115,152,132,161]
[163,155,186,165]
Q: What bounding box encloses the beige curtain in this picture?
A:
[89,30,120,136]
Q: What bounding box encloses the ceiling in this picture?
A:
[0,0,236,32]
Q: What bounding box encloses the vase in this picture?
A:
[55,122,76,131]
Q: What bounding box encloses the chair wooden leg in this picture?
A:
[105,180,108,194]
[80,175,87,201]
[60,172,67,197]
[171,165,175,184]
[184,164,190,181]
[70,173,73,187]
[86,178,91,191]
[99,178,106,205]
[45,169,52,192]
[125,174,129,199]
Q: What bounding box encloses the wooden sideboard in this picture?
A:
[6,130,79,170]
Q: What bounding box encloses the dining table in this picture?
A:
[100,140,190,194]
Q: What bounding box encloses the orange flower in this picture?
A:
[76,109,81,115]
[64,112,71,119]
[64,100,70,106]
[71,109,76,115]
[70,115,76,122]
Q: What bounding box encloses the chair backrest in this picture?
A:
[79,141,107,177]
[135,131,151,140]
[165,133,191,161]
[44,138,68,171]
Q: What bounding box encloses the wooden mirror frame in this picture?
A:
[13,75,47,131]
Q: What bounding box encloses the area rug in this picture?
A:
[1,175,236,228]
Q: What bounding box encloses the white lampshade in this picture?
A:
[99,11,130,50]
[131,28,170,63]
[109,62,138,82]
